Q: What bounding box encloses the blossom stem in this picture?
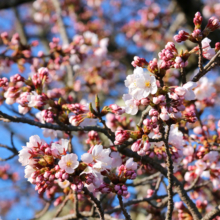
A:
[198,41,204,73]
[163,125,174,220]
[117,195,132,220]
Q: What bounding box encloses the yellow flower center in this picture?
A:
[66,161,72,167]
[145,81,151,87]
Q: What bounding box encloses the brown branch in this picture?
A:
[163,125,174,220]
[83,187,105,220]
[180,67,186,85]
[126,172,160,187]
[54,192,70,218]
[32,202,51,219]
[137,106,151,127]
[201,205,220,220]
[117,147,202,220]
[198,42,204,73]
[0,0,34,9]
[73,192,80,218]
[13,7,28,45]
[192,50,220,82]
[0,142,18,161]
[0,110,112,139]
[117,195,132,220]
[51,0,74,87]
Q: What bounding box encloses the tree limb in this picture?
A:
[0,0,34,10]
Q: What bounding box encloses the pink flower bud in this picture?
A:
[44,171,51,179]
[62,173,69,180]
[114,185,120,191]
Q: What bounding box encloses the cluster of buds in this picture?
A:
[84,173,95,185]
[106,113,135,131]
[114,184,128,196]
[148,58,158,73]
[193,12,203,29]
[131,138,151,156]
[114,130,130,145]
[96,183,112,194]
[118,164,137,180]
[71,178,84,193]
[159,42,189,69]
[158,42,178,69]
[203,17,220,36]
[109,104,125,115]
[174,56,188,69]
[174,30,189,43]
[64,103,89,115]
[42,109,56,123]
[10,74,24,83]
[131,56,148,68]
[184,105,197,123]
[86,131,100,145]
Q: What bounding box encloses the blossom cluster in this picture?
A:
[18,135,137,198]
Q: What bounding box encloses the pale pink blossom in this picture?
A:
[58,153,79,174]
[110,152,122,168]
[201,38,215,60]
[24,165,35,183]
[182,81,197,101]
[125,158,138,170]
[58,180,70,188]
[195,160,207,175]
[51,139,69,154]
[81,145,112,170]
[122,94,139,115]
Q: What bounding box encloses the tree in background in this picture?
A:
[0,0,220,220]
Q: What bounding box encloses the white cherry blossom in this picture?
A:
[125,67,157,100]
[122,94,139,115]
[81,145,112,170]
[201,37,215,60]
[24,165,35,183]
[51,139,69,154]
[125,158,138,170]
[194,77,216,100]
[58,153,79,174]
[182,81,197,101]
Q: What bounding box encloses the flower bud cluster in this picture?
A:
[131,56,148,68]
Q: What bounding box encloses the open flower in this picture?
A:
[183,81,197,101]
[125,158,138,170]
[201,38,215,60]
[51,139,69,154]
[58,154,79,174]
[122,94,139,115]
[81,145,112,170]
[125,67,157,100]
[194,77,216,100]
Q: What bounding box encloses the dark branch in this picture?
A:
[0,0,34,10]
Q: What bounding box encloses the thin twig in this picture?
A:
[198,42,204,73]
[54,193,70,218]
[117,147,202,220]
[0,110,112,140]
[83,187,105,220]
[117,195,132,220]
[52,0,74,87]
[192,50,220,82]
[137,106,151,127]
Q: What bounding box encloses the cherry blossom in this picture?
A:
[58,154,79,174]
